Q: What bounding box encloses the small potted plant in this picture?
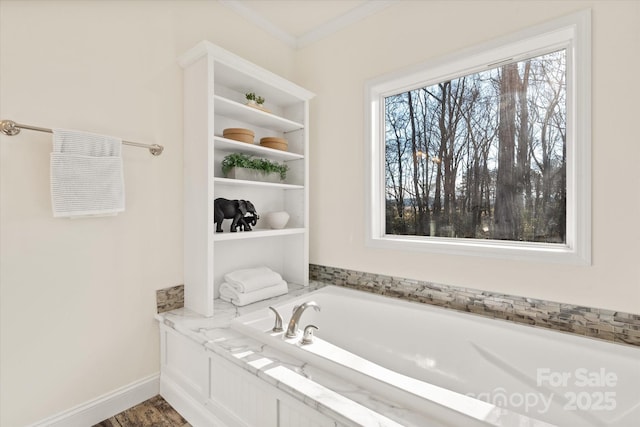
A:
[222,153,288,183]
[245,92,267,111]
[245,92,257,106]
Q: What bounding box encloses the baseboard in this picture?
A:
[27,373,160,427]
[160,375,231,427]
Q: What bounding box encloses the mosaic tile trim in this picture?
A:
[309,264,640,347]
[156,284,185,313]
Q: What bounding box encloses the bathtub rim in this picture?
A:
[230,285,640,427]
[232,284,640,354]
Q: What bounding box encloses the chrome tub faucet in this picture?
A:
[285,301,320,338]
[268,306,284,332]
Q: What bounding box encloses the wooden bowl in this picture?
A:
[260,137,288,151]
[223,128,255,144]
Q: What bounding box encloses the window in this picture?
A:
[365,11,591,264]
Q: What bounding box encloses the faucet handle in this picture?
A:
[301,324,318,345]
[268,306,284,332]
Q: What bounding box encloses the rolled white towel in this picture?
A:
[224,267,283,293]
[219,280,288,307]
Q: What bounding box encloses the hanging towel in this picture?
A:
[50,128,124,217]
[219,280,288,307]
[224,267,283,293]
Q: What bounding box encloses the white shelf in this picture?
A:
[213,59,311,106]
[214,177,304,190]
[213,136,304,162]
[213,228,305,241]
[214,95,304,133]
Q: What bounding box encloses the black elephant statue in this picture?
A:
[238,213,259,231]
[214,198,258,232]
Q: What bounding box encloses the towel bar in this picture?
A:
[0,119,164,156]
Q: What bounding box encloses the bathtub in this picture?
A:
[231,285,640,427]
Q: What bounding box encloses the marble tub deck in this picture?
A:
[157,282,440,427]
[157,282,573,427]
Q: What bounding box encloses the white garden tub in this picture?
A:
[231,285,640,427]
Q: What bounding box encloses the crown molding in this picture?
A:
[297,0,395,48]
[219,0,396,49]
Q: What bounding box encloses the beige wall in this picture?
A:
[296,0,640,314]
[2,1,639,426]
[0,1,294,425]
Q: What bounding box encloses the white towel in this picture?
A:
[224,267,283,293]
[219,280,288,307]
[50,128,124,218]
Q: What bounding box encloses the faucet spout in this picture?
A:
[285,301,320,338]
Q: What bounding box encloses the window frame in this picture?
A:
[364,10,591,265]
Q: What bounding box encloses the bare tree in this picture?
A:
[384,50,566,243]
[494,63,520,240]
[407,90,427,234]
[385,95,408,233]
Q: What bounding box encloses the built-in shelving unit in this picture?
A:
[179,41,314,316]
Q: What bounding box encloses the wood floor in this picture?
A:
[93,395,190,427]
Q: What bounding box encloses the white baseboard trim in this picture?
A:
[27,373,160,427]
[160,375,230,427]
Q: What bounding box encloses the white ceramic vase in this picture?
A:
[265,211,290,229]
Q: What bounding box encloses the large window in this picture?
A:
[366,11,591,264]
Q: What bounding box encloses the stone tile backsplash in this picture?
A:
[309,264,640,347]
[156,267,639,347]
[156,284,185,314]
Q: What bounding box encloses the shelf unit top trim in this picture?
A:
[178,40,315,101]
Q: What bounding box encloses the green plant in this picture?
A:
[222,153,288,180]
[245,92,266,105]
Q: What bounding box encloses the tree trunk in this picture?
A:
[407,91,426,235]
[494,63,519,240]
[517,61,531,237]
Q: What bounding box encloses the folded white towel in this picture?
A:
[219,280,288,307]
[224,267,283,293]
[50,129,124,218]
